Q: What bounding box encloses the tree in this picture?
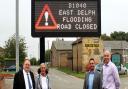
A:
[110,31,126,40]
[45,49,51,62]
[125,32,128,42]
[101,34,111,40]
[4,34,27,64]
[0,56,4,68]
[30,57,39,65]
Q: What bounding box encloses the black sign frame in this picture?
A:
[31,0,101,37]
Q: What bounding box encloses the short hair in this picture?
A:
[89,58,95,63]
[40,63,47,68]
[23,57,30,64]
[39,63,48,74]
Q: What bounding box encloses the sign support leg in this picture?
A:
[40,37,45,63]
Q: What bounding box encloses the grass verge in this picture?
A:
[57,67,85,79]
[57,67,128,79]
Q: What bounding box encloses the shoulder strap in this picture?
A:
[46,75,50,89]
[38,75,42,89]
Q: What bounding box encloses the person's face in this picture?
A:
[103,51,111,64]
[89,60,95,71]
[23,60,31,72]
[40,64,46,75]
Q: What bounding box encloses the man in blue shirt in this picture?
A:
[83,58,102,89]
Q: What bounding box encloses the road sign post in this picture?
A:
[16,0,19,72]
[40,37,45,63]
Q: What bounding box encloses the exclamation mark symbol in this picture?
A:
[45,11,48,26]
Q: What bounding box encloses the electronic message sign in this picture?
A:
[32,0,101,37]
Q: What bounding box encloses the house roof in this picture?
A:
[72,38,82,45]
[103,41,128,49]
[52,40,73,50]
[52,39,128,50]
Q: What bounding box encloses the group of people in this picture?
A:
[13,50,120,89]
[83,50,120,89]
[13,58,51,89]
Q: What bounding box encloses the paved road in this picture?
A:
[49,68,84,89]
[49,68,128,89]
[3,78,13,89]
[121,77,128,89]
[3,67,128,89]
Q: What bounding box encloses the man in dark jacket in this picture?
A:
[13,58,35,89]
[83,58,102,89]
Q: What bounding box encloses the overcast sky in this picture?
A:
[0,0,128,59]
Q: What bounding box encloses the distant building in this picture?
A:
[51,38,128,72]
[51,39,73,69]
[72,37,104,72]
[103,41,128,63]
[4,58,15,67]
[72,39,128,72]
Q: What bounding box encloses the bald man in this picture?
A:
[102,50,120,89]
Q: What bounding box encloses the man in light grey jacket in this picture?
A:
[35,63,51,89]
